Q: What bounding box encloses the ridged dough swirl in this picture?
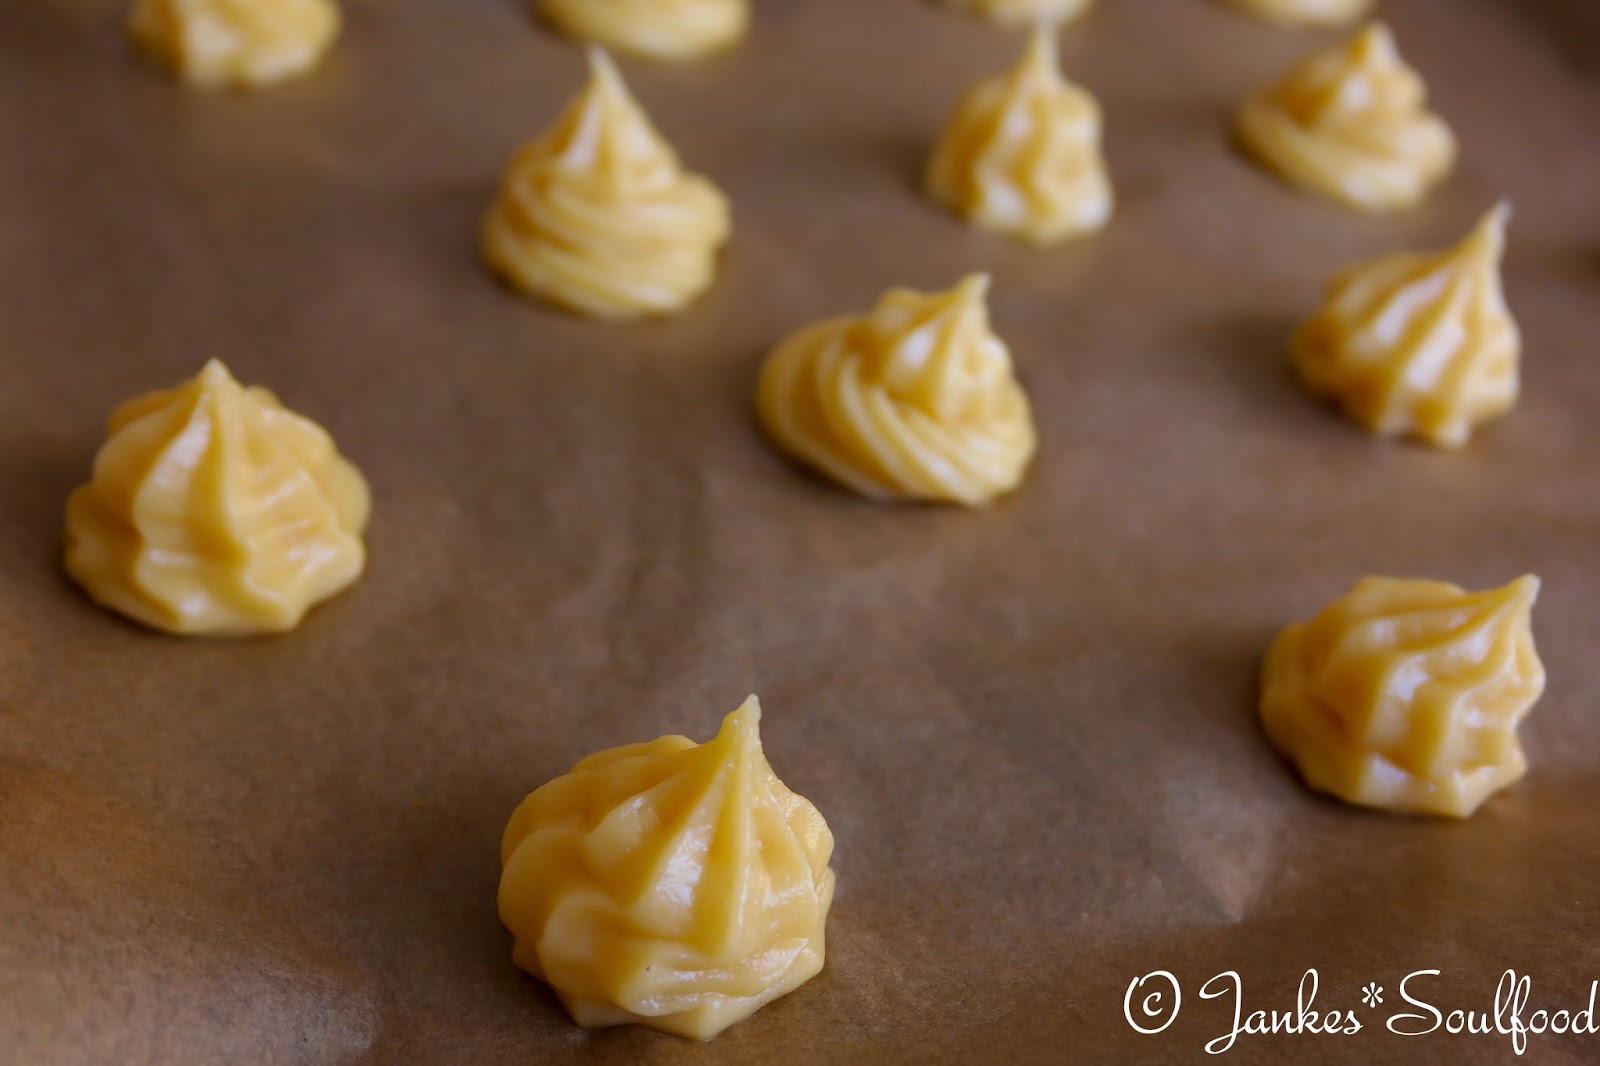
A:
[127,0,340,89]
[927,26,1112,245]
[1294,205,1519,448]
[1261,575,1545,818]
[499,696,835,1040]
[940,0,1094,29]
[64,360,370,636]
[482,49,731,320]
[757,274,1037,506]
[539,0,749,62]
[1236,23,1456,212]
[1219,0,1372,28]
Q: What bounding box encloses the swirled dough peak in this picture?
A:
[539,0,748,62]
[64,360,370,636]
[1261,575,1544,818]
[941,0,1094,28]
[499,696,835,1040]
[481,49,731,320]
[1294,205,1518,448]
[127,0,340,89]
[1218,0,1372,28]
[757,274,1037,506]
[927,27,1112,245]
[1236,23,1456,211]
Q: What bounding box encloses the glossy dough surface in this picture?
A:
[1261,576,1545,818]
[64,360,370,636]
[127,0,340,89]
[756,274,1037,507]
[481,49,731,320]
[498,696,836,1041]
[539,0,748,62]
[1294,205,1518,448]
[1236,23,1456,212]
[1218,0,1372,28]
[940,0,1094,28]
[927,28,1112,246]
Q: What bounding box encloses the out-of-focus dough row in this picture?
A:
[126,0,1441,215]
[122,0,1376,86]
[468,18,1468,323]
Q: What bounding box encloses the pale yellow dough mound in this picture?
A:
[927,26,1112,245]
[539,0,748,62]
[757,274,1037,507]
[941,0,1093,28]
[1218,0,1372,28]
[499,696,836,1041]
[1236,23,1456,212]
[128,0,340,89]
[1261,575,1545,818]
[482,49,731,320]
[65,360,370,636]
[1294,205,1519,449]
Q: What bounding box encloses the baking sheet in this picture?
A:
[2,0,1599,1062]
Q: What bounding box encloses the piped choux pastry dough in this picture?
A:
[1294,205,1519,448]
[1236,23,1456,212]
[127,0,340,89]
[927,26,1112,245]
[1261,575,1545,818]
[757,274,1037,507]
[940,0,1093,29]
[481,49,731,320]
[539,0,749,63]
[499,696,836,1040]
[1218,0,1372,28]
[64,360,370,636]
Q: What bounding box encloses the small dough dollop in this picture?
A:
[1218,0,1372,28]
[127,0,340,89]
[499,696,835,1041]
[1294,204,1518,448]
[1261,575,1544,818]
[539,0,748,62]
[940,0,1093,29]
[1236,23,1456,212]
[65,360,370,636]
[481,49,731,320]
[927,26,1113,245]
[756,274,1037,507]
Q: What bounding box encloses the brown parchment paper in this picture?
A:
[2,0,1599,1062]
